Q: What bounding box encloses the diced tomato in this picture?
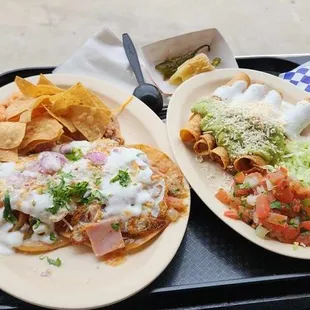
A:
[296,232,310,246]
[266,213,288,226]
[282,226,300,243]
[267,170,286,185]
[229,197,242,209]
[215,188,231,205]
[267,191,275,203]
[255,194,270,219]
[302,206,310,217]
[280,206,298,218]
[291,181,310,200]
[224,209,239,220]
[234,172,245,184]
[165,196,186,212]
[274,179,294,204]
[234,187,252,197]
[291,199,302,213]
[300,221,310,230]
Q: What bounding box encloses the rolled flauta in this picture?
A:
[233,155,266,172]
[180,113,202,143]
[212,72,251,102]
[262,90,283,110]
[193,133,216,156]
[281,99,310,139]
[210,146,230,169]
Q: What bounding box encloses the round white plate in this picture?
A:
[166,68,310,260]
[0,74,190,309]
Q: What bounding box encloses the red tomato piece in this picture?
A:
[224,209,239,220]
[282,226,300,243]
[230,197,242,209]
[234,187,252,197]
[267,170,286,185]
[274,179,294,204]
[255,194,271,219]
[215,188,231,205]
[234,172,245,184]
[300,221,310,230]
[296,232,310,246]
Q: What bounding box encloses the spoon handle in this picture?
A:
[122,33,145,85]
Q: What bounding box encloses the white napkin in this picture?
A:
[54,26,149,94]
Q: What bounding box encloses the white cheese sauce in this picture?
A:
[101,147,165,222]
[213,81,310,139]
[0,141,166,254]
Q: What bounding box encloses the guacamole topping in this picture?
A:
[191,98,286,163]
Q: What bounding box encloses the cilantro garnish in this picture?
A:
[94,177,102,186]
[50,232,57,241]
[239,182,251,189]
[39,256,62,267]
[289,218,299,228]
[32,218,41,230]
[3,192,16,224]
[270,201,282,209]
[81,190,107,205]
[110,169,131,187]
[111,223,120,231]
[65,148,83,161]
[58,171,74,179]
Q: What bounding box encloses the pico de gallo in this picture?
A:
[216,167,310,246]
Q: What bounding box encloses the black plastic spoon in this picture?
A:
[122,33,163,114]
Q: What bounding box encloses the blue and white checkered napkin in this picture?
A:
[279,61,310,92]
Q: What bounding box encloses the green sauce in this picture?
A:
[192,99,286,163]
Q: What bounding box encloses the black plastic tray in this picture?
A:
[1,57,310,310]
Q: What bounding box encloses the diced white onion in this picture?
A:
[255,225,269,239]
[256,186,266,194]
[266,179,273,191]
[246,194,257,206]
[244,175,260,188]
[167,208,180,222]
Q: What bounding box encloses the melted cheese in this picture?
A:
[0,141,166,254]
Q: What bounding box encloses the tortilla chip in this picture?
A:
[129,144,188,199]
[37,74,56,86]
[19,115,63,151]
[0,122,26,149]
[59,134,74,143]
[88,91,110,110]
[69,106,112,141]
[18,96,50,123]
[15,76,63,97]
[0,148,18,162]
[42,103,76,133]
[51,83,97,113]
[16,236,70,253]
[5,98,37,120]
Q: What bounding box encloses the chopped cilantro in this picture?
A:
[50,232,57,241]
[111,223,120,231]
[302,198,310,207]
[47,257,62,267]
[81,189,107,205]
[289,218,300,228]
[239,182,251,189]
[3,192,16,224]
[170,188,180,195]
[45,179,71,215]
[69,181,89,198]
[32,218,41,230]
[94,177,102,186]
[110,169,131,187]
[270,201,282,209]
[58,171,74,179]
[39,256,62,267]
[65,148,83,161]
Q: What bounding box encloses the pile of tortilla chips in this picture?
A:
[0,74,131,162]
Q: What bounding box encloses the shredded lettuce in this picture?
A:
[281,140,310,186]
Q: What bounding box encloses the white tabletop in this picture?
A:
[1,0,310,72]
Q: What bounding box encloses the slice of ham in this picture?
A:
[86,218,125,257]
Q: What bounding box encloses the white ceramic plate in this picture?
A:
[0,74,190,309]
[166,68,310,260]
